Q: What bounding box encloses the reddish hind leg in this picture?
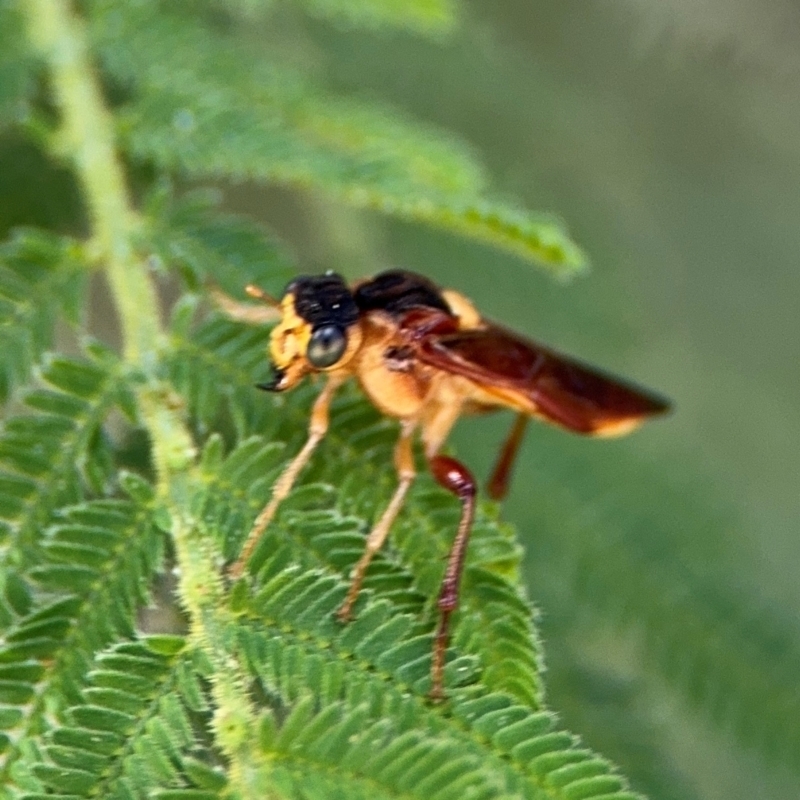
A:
[427,454,476,701]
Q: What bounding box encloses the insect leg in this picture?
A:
[337,420,416,621]
[418,396,471,699]
[487,412,529,500]
[428,454,476,701]
[230,376,343,579]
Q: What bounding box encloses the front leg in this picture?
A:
[230,376,343,579]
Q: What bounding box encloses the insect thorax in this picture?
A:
[354,270,453,317]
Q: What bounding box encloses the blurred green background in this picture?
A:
[2,2,798,799]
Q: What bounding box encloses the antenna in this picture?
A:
[245,284,280,306]
[210,284,281,324]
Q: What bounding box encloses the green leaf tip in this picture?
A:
[143,635,187,656]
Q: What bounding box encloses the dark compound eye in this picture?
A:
[307,325,347,368]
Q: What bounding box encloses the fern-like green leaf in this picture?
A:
[0,230,87,405]
[17,639,216,800]
[0,350,126,574]
[88,2,585,275]
[0,483,165,788]
[236,562,636,800]
[166,309,277,442]
[257,699,511,800]
[185,426,634,800]
[144,188,296,298]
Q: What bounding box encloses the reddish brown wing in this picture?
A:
[417,323,670,435]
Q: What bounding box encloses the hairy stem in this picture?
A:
[22,0,158,364]
[20,1,272,792]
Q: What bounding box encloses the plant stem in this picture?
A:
[21,1,272,792]
[22,0,159,365]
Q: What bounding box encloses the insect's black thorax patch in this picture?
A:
[355,270,452,317]
[288,273,360,329]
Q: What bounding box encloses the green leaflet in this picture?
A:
[166,310,278,443]
[195,430,542,703]
[8,445,639,800]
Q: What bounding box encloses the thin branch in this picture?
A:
[21,0,158,365]
[19,1,273,792]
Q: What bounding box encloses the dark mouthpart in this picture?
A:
[256,366,286,392]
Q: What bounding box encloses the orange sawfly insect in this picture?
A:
[228,270,670,699]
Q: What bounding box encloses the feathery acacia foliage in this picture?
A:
[0,231,86,405]
[0,1,796,799]
[89,0,585,274]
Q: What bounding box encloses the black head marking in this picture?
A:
[354,270,452,317]
[287,273,359,329]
